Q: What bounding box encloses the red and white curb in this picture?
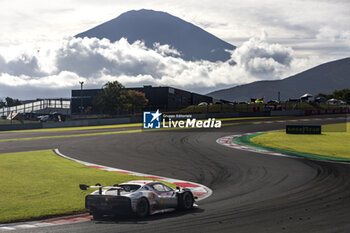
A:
[0,149,212,232]
[0,215,92,232]
[216,132,294,159]
[53,149,212,200]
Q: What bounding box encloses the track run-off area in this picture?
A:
[0,115,350,233]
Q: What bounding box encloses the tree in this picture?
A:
[96,81,129,114]
[0,99,5,108]
[344,91,350,104]
[333,89,350,103]
[126,90,149,113]
[316,89,350,103]
[5,97,21,107]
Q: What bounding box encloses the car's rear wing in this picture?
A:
[79,184,123,195]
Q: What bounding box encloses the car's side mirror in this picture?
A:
[176,186,181,190]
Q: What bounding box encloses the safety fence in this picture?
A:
[0,99,71,117]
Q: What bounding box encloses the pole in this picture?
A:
[79,81,84,114]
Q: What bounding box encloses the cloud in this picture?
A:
[0,36,310,99]
[316,26,350,42]
[1,0,349,64]
[231,33,294,79]
[153,42,181,57]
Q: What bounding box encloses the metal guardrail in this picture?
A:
[0,99,71,117]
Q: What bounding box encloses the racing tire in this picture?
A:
[178,191,194,210]
[136,198,149,218]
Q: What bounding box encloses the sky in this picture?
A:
[0,0,349,99]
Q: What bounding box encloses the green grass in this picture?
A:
[251,123,350,159]
[0,129,144,142]
[0,150,170,223]
[0,123,142,134]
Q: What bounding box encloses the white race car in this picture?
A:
[79,180,197,219]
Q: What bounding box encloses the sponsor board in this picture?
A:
[286,125,321,134]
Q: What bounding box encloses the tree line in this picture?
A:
[316,89,350,103]
[0,97,22,108]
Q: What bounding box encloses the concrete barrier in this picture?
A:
[270,110,305,116]
[238,112,271,117]
[42,116,142,128]
[204,112,240,118]
[0,123,42,131]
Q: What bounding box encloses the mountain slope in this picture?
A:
[75,9,235,62]
[208,57,350,101]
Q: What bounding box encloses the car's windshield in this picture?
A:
[151,183,173,192]
[119,184,141,192]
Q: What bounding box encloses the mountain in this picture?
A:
[75,9,235,62]
[208,57,350,101]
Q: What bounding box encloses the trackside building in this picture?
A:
[71,85,215,114]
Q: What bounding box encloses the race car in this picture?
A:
[79,180,196,219]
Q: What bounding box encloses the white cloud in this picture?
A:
[153,42,181,57]
[231,34,294,79]
[0,36,335,99]
[316,26,350,42]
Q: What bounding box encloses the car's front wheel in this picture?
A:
[136,198,149,217]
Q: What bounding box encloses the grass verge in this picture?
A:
[0,150,169,224]
[0,123,142,134]
[250,122,350,160]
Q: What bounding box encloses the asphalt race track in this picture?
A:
[2,115,350,233]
